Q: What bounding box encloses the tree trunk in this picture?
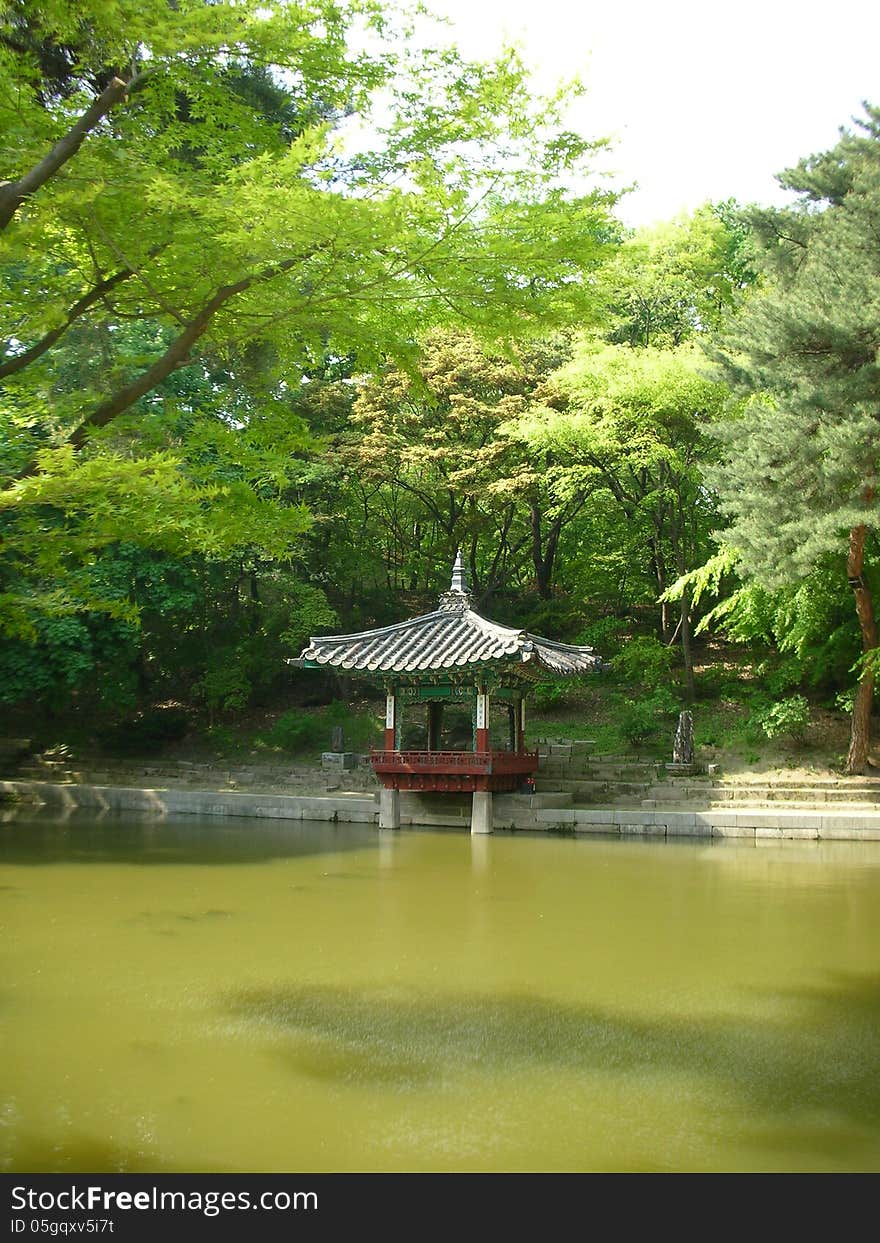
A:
[529,503,550,598]
[649,538,670,639]
[529,501,561,600]
[846,515,878,774]
[679,582,695,703]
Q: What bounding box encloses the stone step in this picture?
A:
[539,758,659,775]
[645,784,880,805]
[534,778,651,800]
[496,791,573,809]
[538,805,880,838]
[641,798,880,812]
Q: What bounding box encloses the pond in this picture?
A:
[2,809,880,1173]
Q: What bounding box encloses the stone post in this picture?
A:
[379,787,400,829]
[673,710,694,766]
[471,790,493,835]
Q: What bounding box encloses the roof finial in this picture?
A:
[439,548,471,611]
[450,548,467,594]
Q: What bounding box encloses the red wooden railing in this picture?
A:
[370,749,538,775]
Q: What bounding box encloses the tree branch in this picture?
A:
[64,257,298,454]
[0,73,146,231]
[0,265,135,379]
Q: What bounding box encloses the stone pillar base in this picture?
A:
[379,787,400,829]
[471,790,493,835]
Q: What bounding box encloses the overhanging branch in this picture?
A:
[0,72,147,231]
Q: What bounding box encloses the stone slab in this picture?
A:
[571,809,620,824]
[666,820,712,837]
[733,811,822,829]
[820,825,880,840]
[321,752,356,770]
[535,808,575,824]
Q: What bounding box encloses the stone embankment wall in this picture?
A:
[3,778,880,841]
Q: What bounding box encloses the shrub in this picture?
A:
[263,709,324,753]
[694,663,751,701]
[611,636,677,685]
[532,679,569,712]
[618,688,680,746]
[754,656,803,698]
[195,661,252,717]
[834,687,856,715]
[753,695,811,743]
[575,616,628,658]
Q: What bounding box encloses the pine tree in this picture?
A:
[709,104,880,772]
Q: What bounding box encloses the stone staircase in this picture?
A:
[530,738,880,839]
[534,739,661,807]
[641,777,880,812]
[534,738,880,812]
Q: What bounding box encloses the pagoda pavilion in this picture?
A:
[291,552,601,833]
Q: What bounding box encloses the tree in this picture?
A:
[508,342,729,696]
[600,203,755,349]
[1,0,616,467]
[0,0,617,679]
[341,329,582,607]
[708,104,880,772]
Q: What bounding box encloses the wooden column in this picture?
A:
[385,690,397,751]
[518,697,526,753]
[427,701,443,751]
[475,689,489,753]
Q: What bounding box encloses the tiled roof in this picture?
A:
[293,554,599,680]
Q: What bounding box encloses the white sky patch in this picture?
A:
[423,0,880,226]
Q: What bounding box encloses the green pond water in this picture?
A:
[2,809,880,1173]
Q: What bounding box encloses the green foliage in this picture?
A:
[531,680,571,712]
[343,328,593,604]
[278,584,338,655]
[510,341,730,656]
[601,203,756,349]
[611,636,676,684]
[618,688,680,747]
[753,695,811,743]
[835,687,857,715]
[753,657,803,699]
[263,709,325,754]
[195,659,253,718]
[1,0,618,701]
[575,616,628,656]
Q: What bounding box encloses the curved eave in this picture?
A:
[289,601,598,681]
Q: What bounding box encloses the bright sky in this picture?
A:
[426,0,880,227]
